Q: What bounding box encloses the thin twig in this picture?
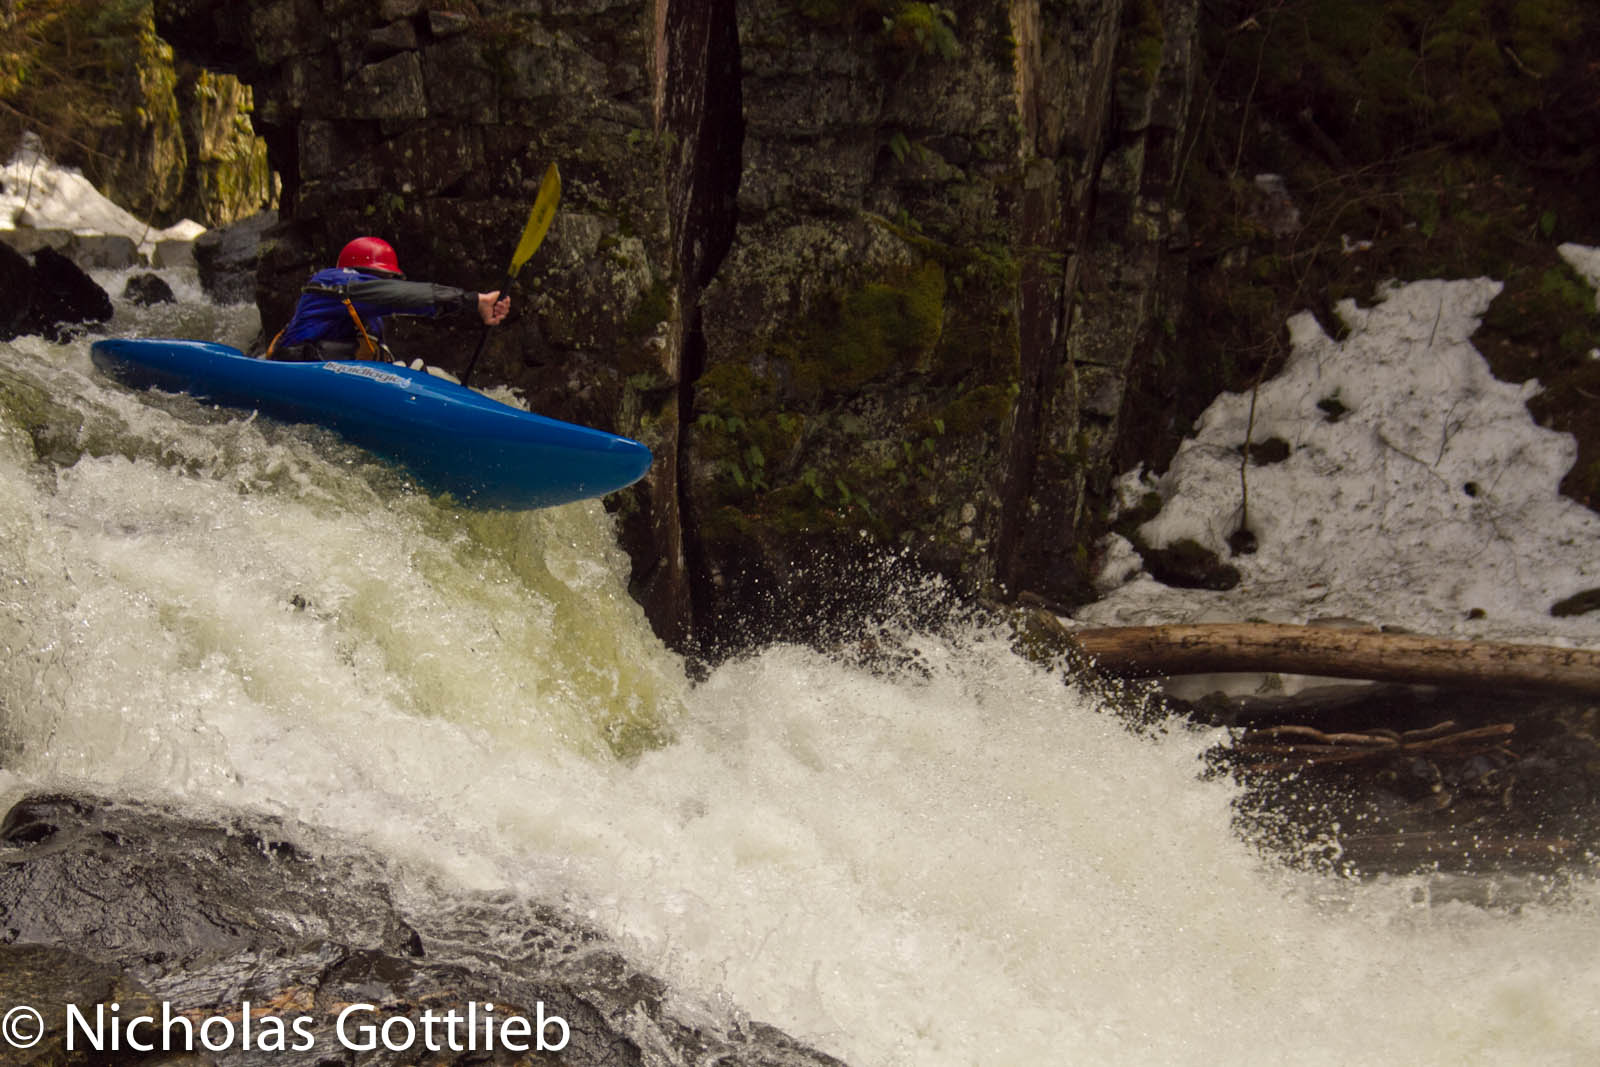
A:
[1230,720,1515,775]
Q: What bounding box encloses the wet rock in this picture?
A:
[0,239,34,340]
[0,794,850,1067]
[0,243,114,341]
[0,795,420,961]
[0,792,91,844]
[1188,684,1600,877]
[152,238,197,269]
[124,272,176,306]
[62,234,141,270]
[1390,755,1444,801]
[0,945,166,1067]
[1139,537,1242,590]
[1550,587,1600,617]
[29,246,115,340]
[0,227,73,258]
[193,210,276,305]
[0,364,87,466]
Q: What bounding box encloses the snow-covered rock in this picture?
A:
[1,133,204,265]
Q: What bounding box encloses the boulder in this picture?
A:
[0,239,34,340]
[0,227,74,257]
[27,246,114,340]
[0,228,139,269]
[0,945,165,1067]
[62,233,140,269]
[0,361,86,466]
[152,236,196,268]
[1138,537,1243,591]
[0,241,113,341]
[193,209,276,305]
[0,793,850,1067]
[123,271,176,305]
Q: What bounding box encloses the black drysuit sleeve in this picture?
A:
[343,277,478,318]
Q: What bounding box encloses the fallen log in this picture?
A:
[1066,622,1600,695]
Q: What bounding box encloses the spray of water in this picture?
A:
[1,270,1597,1066]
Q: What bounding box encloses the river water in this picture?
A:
[1,270,1597,1066]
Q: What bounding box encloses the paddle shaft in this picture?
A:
[460,164,561,388]
[460,274,513,387]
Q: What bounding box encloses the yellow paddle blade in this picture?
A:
[508,162,561,279]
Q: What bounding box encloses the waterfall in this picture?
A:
[1,267,1596,1066]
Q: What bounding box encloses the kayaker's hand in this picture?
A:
[478,291,510,326]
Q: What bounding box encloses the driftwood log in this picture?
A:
[1227,720,1516,774]
[1066,622,1600,695]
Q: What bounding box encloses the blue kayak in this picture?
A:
[90,338,652,510]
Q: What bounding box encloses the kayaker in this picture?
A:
[265,237,510,362]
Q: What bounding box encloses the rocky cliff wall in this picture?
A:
[2,0,274,228]
[154,0,1199,657]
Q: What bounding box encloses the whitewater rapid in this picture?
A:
[1,268,1597,1066]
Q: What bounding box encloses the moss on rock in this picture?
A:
[777,259,947,396]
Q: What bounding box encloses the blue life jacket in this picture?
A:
[275,267,392,349]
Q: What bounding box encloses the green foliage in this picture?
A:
[689,247,1010,546]
[698,362,777,416]
[793,0,865,23]
[692,364,799,501]
[1117,0,1165,93]
[887,130,939,166]
[1481,264,1600,366]
[881,3,959,61]
[1,0,148,126]
[938,383,1016,435]
[1243,0,1587,156]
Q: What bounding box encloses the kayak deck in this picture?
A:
[90,338,653,510]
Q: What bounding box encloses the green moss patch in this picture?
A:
[781,260,947,396]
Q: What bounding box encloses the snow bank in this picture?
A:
[0,133,203,255]
[1077,276,1600,649]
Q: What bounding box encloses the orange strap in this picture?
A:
[264,293,380,361]
[339,298,381,360]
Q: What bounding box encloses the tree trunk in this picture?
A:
[1068,623,1600,695]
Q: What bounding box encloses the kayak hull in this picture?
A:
[90,338,653,510]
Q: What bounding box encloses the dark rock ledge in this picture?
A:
[0,794,847,1067]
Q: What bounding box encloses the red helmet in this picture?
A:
[337,236,403,277]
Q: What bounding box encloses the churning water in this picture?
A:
[1,270,1597,1066]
